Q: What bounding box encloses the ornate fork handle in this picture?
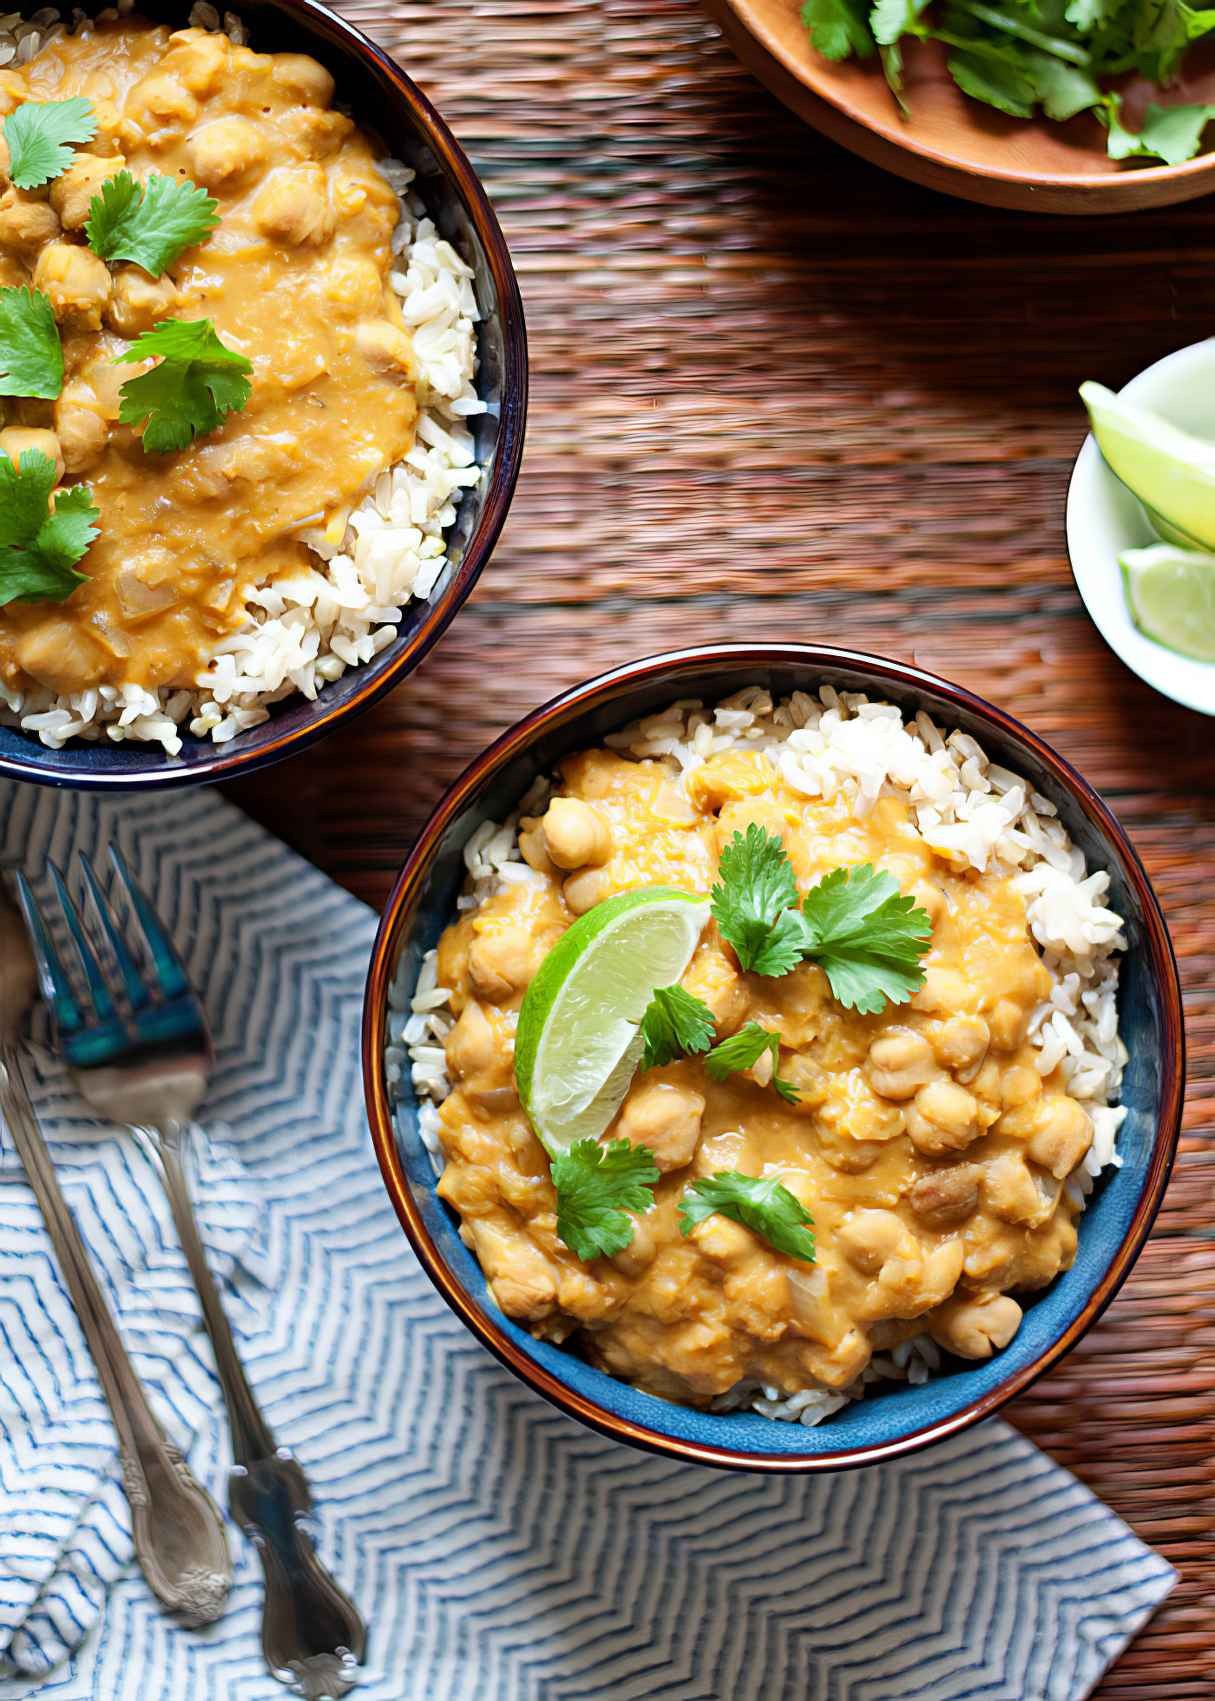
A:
[0,1049,232,1625]
[138,1122,366,1698]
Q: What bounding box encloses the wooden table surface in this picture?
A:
[225,4,1215,1691]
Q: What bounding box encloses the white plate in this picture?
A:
[1066,337,1215,718]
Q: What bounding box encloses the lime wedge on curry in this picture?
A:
[1121,543,1215,662]
[515,888,709,1157]
[1081,381,1215,549]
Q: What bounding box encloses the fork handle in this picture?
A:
[0,1050,232,1626]
[141,1123,366,1695]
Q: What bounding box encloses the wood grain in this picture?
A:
[223,5,1215,1690]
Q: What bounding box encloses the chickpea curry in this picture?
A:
[0,19,417,697]
[432,745,1099,1408]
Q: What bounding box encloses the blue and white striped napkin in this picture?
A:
[0,777,1175,1701]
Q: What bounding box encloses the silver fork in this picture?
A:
[16,852,367,1701]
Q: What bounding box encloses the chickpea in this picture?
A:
[517,817,557,876]
[929,1291,1022,1360]
[54,381,109,475]
[444,1000,498,1080]
[1026,1094,1093,1180]
[33,242,111,330]
[865,1028,937,1100]
[910,966,968,1014]
[0,426,63,481]
[617,1078,704,1172]
[989,996,1030,1051]
[187,116,268,191]
[48,152,126,230]
[165,30,230,97]
[906,1079,982,1156]
[983,1152,1057,1227]
[354,320,414,378]
[472,1220,557,1319]
[541,797,613,870]
[908,1163,981,1227]
[691,1214,754,1263]
[104,267,178,338]
[927,1013,990,1078]
[467,924,539,1003]
[910,880,947,925]
[611,1213,658,1278]
[1000,1063,1043,1110]
[0,187,59,254]
[14,620,106,693]
[132,74,199,128]
[270,51,336,106]
[681,939,748,1033]
[252,165,335,247]
[562,866,614,916]
[837,1208,905,1276]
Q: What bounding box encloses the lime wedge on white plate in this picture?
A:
[1121,543,1215,663]
[1081,380,1215,549]
[515,888,709,1157]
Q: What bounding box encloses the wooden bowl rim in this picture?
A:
[363,641,1186,1474]
[720,0,1215,192]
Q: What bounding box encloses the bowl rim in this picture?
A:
[715,0,1215,197]
[362,641,1185,1472]
[0,0,527,791]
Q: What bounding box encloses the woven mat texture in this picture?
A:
[225,5,1215,1691]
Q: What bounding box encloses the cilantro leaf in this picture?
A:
[0,287,63,399]
[704,1022,800,1103]
[85,170,219,277]
[799,865,932,1014]
[1104,94,1215,161]
[550,1138,660,1261]
[4,98,96,190]
[872,0,932,43]
[0,451,97,607]
[679,1172,816,1262]
[116,318,252,453]
[800,0,876,59]
[640,984,716,1070]
[711,824,800,974]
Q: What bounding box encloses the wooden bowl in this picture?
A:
[364,643,1184,1473]
[707,0,1215,212]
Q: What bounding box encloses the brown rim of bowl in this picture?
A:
[709,0,1215,212]
[363,643,1185,1472]
[0,0,527,791]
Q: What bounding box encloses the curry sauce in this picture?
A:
[432,747,1096,1407]
[0,20,417,695]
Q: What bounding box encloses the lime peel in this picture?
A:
[515,888,710,1157]
[1081,379,1215,550]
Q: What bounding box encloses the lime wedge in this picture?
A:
[515,888,709,1157]
[1121,543,1215,663]
[1081,381,1215,550]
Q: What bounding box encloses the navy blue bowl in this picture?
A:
[364,644,1184,1471]
[0,0,526,791]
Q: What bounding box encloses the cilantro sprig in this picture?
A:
[3,98,96,190]
[711,827,932,1012]
[0,287,63,400]
[640,984,715,1069]
[86,171,219,278]
[800,0,1215,164]
[551,1138,659,1261]
[0,451,98,608]
[705,1023,801,1104]
[117,319,253,453]
[678,1172,816,1262]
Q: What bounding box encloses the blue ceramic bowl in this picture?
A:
[364,644,1183,1471]
[0,0,526,791]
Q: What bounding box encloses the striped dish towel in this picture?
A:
[0,778,1175,1701]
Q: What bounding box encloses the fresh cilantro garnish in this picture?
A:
[711,824,803,975]
[0,451,98,608]
[704,1022,800,1104]
[798,864,932,1014]
[800,0,1215,161]
[679,1172,816,1262]
[116,319,252,453]
[0,287,63,399]
[550,1138,660,1261]
[85,171,219,277]
[4,98,96,190]
[639,984,716,1070]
